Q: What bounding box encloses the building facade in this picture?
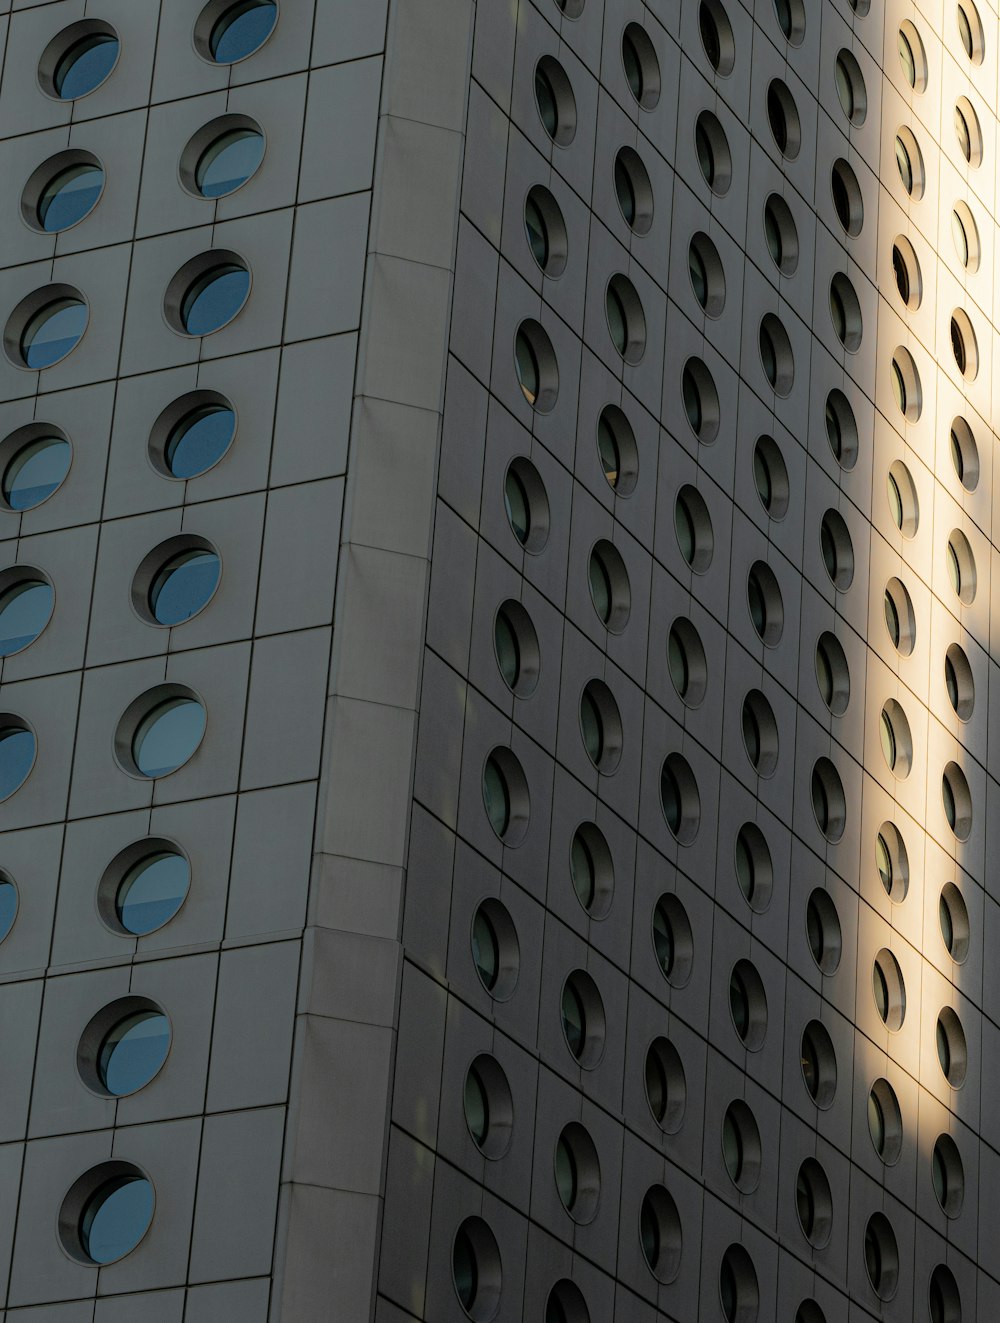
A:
[0,0,992,1320]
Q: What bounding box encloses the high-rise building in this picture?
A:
[0,0,992,1319]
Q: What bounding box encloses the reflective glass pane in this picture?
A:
[606,288,627,353]
[452,1227,476,1307]
[210,0,278,62]
[668,628,688,696]
[623,33,643,100]
[0,727,34,799]
[38,164,103,231]
[588,552,611,622]
[561,983,585,1056]
[0,879,16,943]
[940,893,954,953]
[2,437,71,511]
[641,1200,659,1267]
[653,902,674,976]
[598,416,620,488]
[181,266,250,335]
[524,197,548,267]
[482,758,509,837]
[133,698,206,778]
[81,1177,153,1264]
[868,1091,885,1153]
[580,690,603,763]
[661,765,681,832]
[116,851,189,935]
[615,155,636,224]
[898,31,916,86]
[880,713,896,768]
[570,832,595,909]
[514,332,539,405]
[464,1067,488,1144]
[149,550,220,626]
[195,129,265,198]
[730,970,749,1036]
[0,581,53,655]
[723,1111,743,1181]
[471,909,499,990]
[952,210,969,266]
[535,68,558,136]
[873,963,889,1020]
[555,1137,577,1209]
[895,137,912,192]
[165,405,235,479]
[98,1011,170,1096]
[937,1017,950,1073]
[876,832,892,892]
[22,299,87,369]
[494,609,519,689]
[55,34,118,99]
[503,470,529,544]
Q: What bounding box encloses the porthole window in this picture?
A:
[622,24,661,109]
[795,1158,833,1248]
[892,237,922,310]
[555,0,586,14]
[898,22,928,91]
[865,1212,899,1301]
[645,1036,686,1132]
[99,841,191,937]
[494,600,540,697]
[605,274,646,363]
[942,762,972,840]
[471,898,519,1000]
[811,757,846,843]
[830,274,863,352]
[735,822,773,911]
[652,893,694,987]
[741,689,779,777]
[503,456,550,554]
[825,388,858,469]
[946,529,976,604]
[795,1303,826,1323]
[482,747,529,845]
[752,435,789,520]
[0,719,35,800]
[940,882,970,962]
[764,193,799,275]
[150,391,237,481]
[23,152,104,233]
[0,874,16,946]
[774,0,806,43]
[79,999,171,1098]
[868,1078,903,1163]
[59,1165,154,1266]
[545,1282,589,1323]
[720,1244,759,1322]
[613,147,654,235]
[895,128,925,199]
[116,689,206,781]
[674,485,714,572]
[40,22,120,100]
[722,1100,762,1193]
[950,417,979,492]
[800,1020,837,1108]
[746,560,783,647]
[513,319,558,412]
[134,539,221,627]
[944,643,974,720]
[5,287,88,371]
[0,427,72,511]
[660,753,700,844]
[588,539,630,632]
[554,1123,600,1223]
[681,357,720,444]
[0,572,54,656]
[570,822,614,919]
[464,1055,513,1159]
[932,1134,964,1216]
[596,405,638,495]
[884,578,915,654]
[806,888,842,974]
[164,253,250,337]
[954,98,982,167]
[887,460,919,537]
[667,617,708,707]
[937,1007,968,1086]
[957,0,984,60]
[950,309,978,380]
[535,56,577,146]
[758,313,794,396]
[872,948,905,1030]
[890,347,921,422]
[875,820,909,899]
[700,0,736,75]
[688,232,725,317]
[639,1186,682,1282]
[181,116,265,199]
[835,50,867,126]
[831,158,864,236]
[815,632,850,715]
[197,0,279,65]
[879,699,912,778]
[695,111,732,195]
[930,1264,962,1323]
[729,959,767,1050]
[524,185,568,277]
[560,969,606,1068]
[820,508,854,591]
[767,79,801,159]
[452,1218,502,1322]
[579,679,622,774]
[952,202,980,271]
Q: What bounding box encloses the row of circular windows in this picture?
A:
[37,2,278,106]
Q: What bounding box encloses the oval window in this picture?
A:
[35,160,104,232]
[180,263,250,336]
[116,850,190,935]
[208,0,279,63]
[164,403,236,479]
[0,722,35,799]
[131,697,206,779]
[80,1175,154,1264]
[148,548,221,626]
[1,434,71,511]
[97,1010,171,1096]
[52,31,119,99]
[0,578,54,655]
[19,297,88,370]
[195,127,265,198]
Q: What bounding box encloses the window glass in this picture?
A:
[555,1135,577,1208]
[116,851,190,935]
[561,981,585,1056]
[181,265,250,336]
[494,609,520,690]
[0,581,53,655]
[149,549,220,626]
[652,899,674,976]
[98,1011,170,1096]
[210,0,278,63]
[2,436,71,510]
[898,30,916,85]
[535,66,558,136]
[606,286,627,354]
[165,404,235,479]
[580,689,603,764]
[195,128,265,197]
[132,698,206,778]
[570,832,595,909]
[54,33,118,99]
[482,756,509,837]
[463,1065,488,1144]
[615,154,636,225]
[622,30,644,100]
[952,210,969,265]
[471,907,499,990]
[21,298,87,369]
[588,550,612,622]
[0,726,33,799]
[0,879,16,943]
[597,415,620,488]
[81,1177,153,1264]
[514,331,539,405]
[38,164,104,231]
[895,136,913,192]
[524,195,548,267]
[504,469,529,544]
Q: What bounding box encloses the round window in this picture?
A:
[0,875,16,945]
[204,0,279,63]
[117,689,207,780]
[0,575,53,656]
[0,431,71,511]
[8,292,88,371]
[76,1173,154,1264]
[144,545,221,626]
[0,720,35,800]
[44,25,119,100]
[93,1007,171,1097]
[179,263,251,336]
[27,155,104,233]
[193,125,265,198]
[161,400,236,480]
[112,848,191,936]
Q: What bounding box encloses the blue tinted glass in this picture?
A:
[39,164,104,232]
[165,405,235,478]
[117,851,190,934]
[55,34,119,99]
[99,1012,170,1096]
[82,1177,153,1264]
[22,299,87,369]
[210,1,278,63]
[0,582,53,655]
[181,267,249,336]
[0,727,34,799]
[0,880,17,942]
[150,551,220,626]
[2,438,70,510]
[196,129,264,198]
[133,699,205,778]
